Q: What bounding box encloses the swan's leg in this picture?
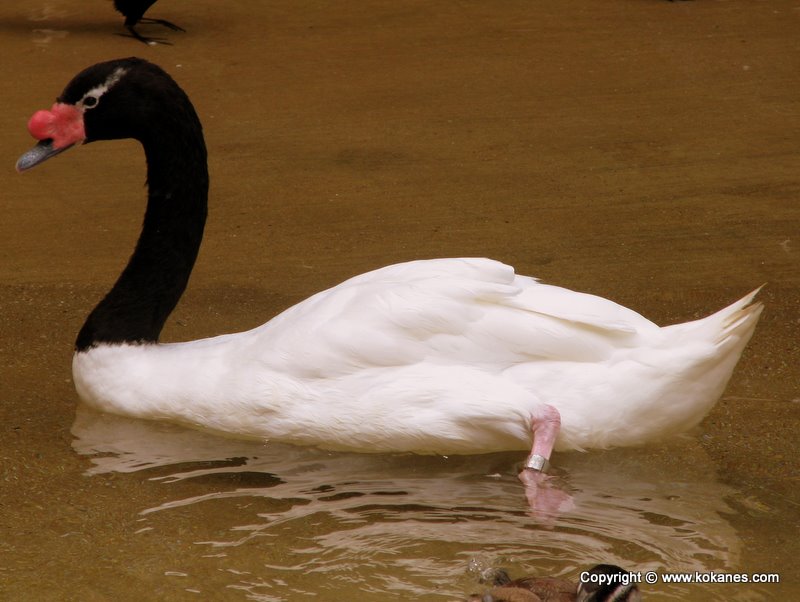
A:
[120,18,185,45]
[122,24,171,45]
[524,404,561,472]
[519,405,572,520]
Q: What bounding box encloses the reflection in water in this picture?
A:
[27,2,70,46]
[30,28,69,46]
[72,405,749,601]
[27,3,70,22]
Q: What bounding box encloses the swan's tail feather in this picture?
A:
[663,286,763,351]
[711,286,764,346]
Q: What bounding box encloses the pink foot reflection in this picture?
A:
[519,469,575,522]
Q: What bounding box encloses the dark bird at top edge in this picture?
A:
[113,0,185,45]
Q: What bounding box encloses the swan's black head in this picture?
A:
[17,58,209,349]
[577,564,642,602]
[17,57,201,172]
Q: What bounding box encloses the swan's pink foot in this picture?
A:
[523,404,561,472]
[519,470,575,520]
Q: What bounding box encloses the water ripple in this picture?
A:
[72,405,761,601]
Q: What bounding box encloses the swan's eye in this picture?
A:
[77,67,128,112]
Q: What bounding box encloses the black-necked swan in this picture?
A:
[113,0,184,45]
[16,58,762,475]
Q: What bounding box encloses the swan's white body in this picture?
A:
[73,257,762,455]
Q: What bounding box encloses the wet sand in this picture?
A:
[1,0,798,599]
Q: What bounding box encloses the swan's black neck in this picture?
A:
[75,103,208,351]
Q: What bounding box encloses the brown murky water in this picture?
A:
[1,1,799,600]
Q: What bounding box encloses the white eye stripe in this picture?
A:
[79,66,128,109]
